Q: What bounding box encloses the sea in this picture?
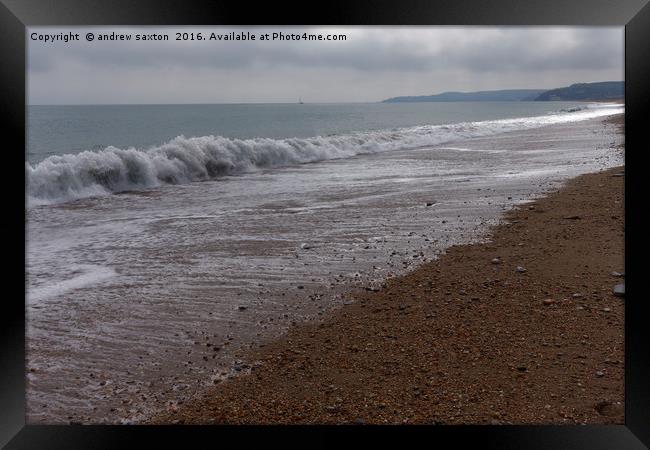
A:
[26,101,624,423]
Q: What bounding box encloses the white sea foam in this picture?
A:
[26,104,622,205]
[28,264,116,304]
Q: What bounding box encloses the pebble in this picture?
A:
[237,306,247,311]
[611,271,625,277]
[515,266,526,273]
[491,258,501,265]
[595,400,623,416]
[595,371,605,378]
[543,299,555,305]
[613,284,624,297]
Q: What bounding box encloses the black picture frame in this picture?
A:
[1,0,648,448]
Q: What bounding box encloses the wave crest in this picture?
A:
[27,104,623,205]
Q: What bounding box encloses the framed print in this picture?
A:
[1,0,649,448]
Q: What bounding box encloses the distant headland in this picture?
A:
[382,81,624,103]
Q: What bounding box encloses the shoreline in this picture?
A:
[150,114,624,425]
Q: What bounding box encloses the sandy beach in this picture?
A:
[147,115,624,425]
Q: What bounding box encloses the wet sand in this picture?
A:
[150,115,624,425]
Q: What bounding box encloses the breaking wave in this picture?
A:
[556,102,620,114]
[27,104,622,205]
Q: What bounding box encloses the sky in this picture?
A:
[27,26,624,105]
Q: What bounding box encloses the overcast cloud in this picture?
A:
[27,26,623,104]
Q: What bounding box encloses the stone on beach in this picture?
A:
[595,400,623,417]
[612,284,625,297]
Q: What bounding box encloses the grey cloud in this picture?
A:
[27,26,624,104]
[440,29,622,73]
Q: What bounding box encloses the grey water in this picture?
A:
[28,102,585,164]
